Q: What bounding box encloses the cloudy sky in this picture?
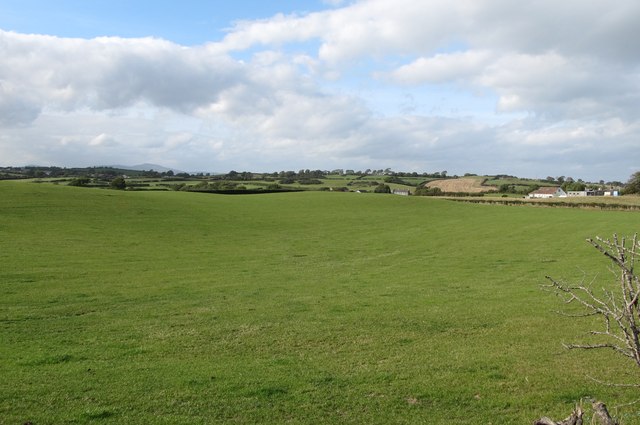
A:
[1,0,638,180]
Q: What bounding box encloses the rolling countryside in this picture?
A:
[2,181,639,424]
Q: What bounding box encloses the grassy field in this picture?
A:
[484,177,557,187]
[2,181,640,424]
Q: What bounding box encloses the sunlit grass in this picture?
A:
[1,181,639,423]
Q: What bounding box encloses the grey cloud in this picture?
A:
[220,0,640,62]
[0,96,41,127]
[470,0,640,62]
[0,31,243,118]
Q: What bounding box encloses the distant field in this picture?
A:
[38,173,427,193]
[484,177,556,187]
[426,177,497,193]
[1,181,639,424]
[461,194,640,208]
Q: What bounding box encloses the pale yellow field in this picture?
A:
[426,177,497,193]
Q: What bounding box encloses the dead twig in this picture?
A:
[544,234,640,373]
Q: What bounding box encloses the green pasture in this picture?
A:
[1,181,639,424]
[484,177,556,187]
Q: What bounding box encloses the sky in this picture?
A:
[0,0,639,181]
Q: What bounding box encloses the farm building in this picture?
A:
[392,189,411,196]
[567,189,620,197]
[586,189,619,196]
[528,187,567,199]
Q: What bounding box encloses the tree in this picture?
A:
[374,184,391,193]
[562,181,586,192]
[499,183,512,193]
[68,177,90,187]
[546,234,640,376]
[622,171,640,195]
[110,176,126,190]
[413,186,443,196]
[537,233,640,424]
[534,401,617,425]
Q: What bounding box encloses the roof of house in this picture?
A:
[530,186,561,195]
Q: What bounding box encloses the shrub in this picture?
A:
[68,177,90,187]
[374,184,391,193]
[414,187,443,196]
[110,177,126,190]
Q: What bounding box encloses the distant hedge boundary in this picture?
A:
[447,197,640,211]
[189,188,305,195]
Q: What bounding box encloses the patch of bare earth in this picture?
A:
[426,177,496,193]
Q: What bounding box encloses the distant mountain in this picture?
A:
[110,163,184,174]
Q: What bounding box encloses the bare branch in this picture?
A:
[533,405,583,425]
[591,400,619,425]
[563,342,634,359]
[546,233,640,378]
[586,375,640,388]
[589,330,628,346]
[612,397,640,409]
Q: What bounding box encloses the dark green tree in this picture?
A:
[413,186,443,196]
[498,184,512,193]
[68,177,90,187]
[622,171,640,195]
[374,184,391,193]
[110,176,126,190]
[561,181,586,191]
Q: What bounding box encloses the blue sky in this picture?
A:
[0,0,638,181]
[0,0,333,43]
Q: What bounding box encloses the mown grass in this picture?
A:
[1,181,639,424]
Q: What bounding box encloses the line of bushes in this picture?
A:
[413,187,487,197]
[189,188,305,195]
[448,198,640,210]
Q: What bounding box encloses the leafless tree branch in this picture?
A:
[536,234,640,424]
[545,233,640,371]
[586,375,640,388]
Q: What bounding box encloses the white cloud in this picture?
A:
[1,0,639,181]
[389,51,494,85]
[213,0,640,123]
[0,31,242,117]
[88,133,117,147]
[218,0,640,63]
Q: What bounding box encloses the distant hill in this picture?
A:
[110,163,184,174]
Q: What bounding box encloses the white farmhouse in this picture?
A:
[528,187,567,199]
